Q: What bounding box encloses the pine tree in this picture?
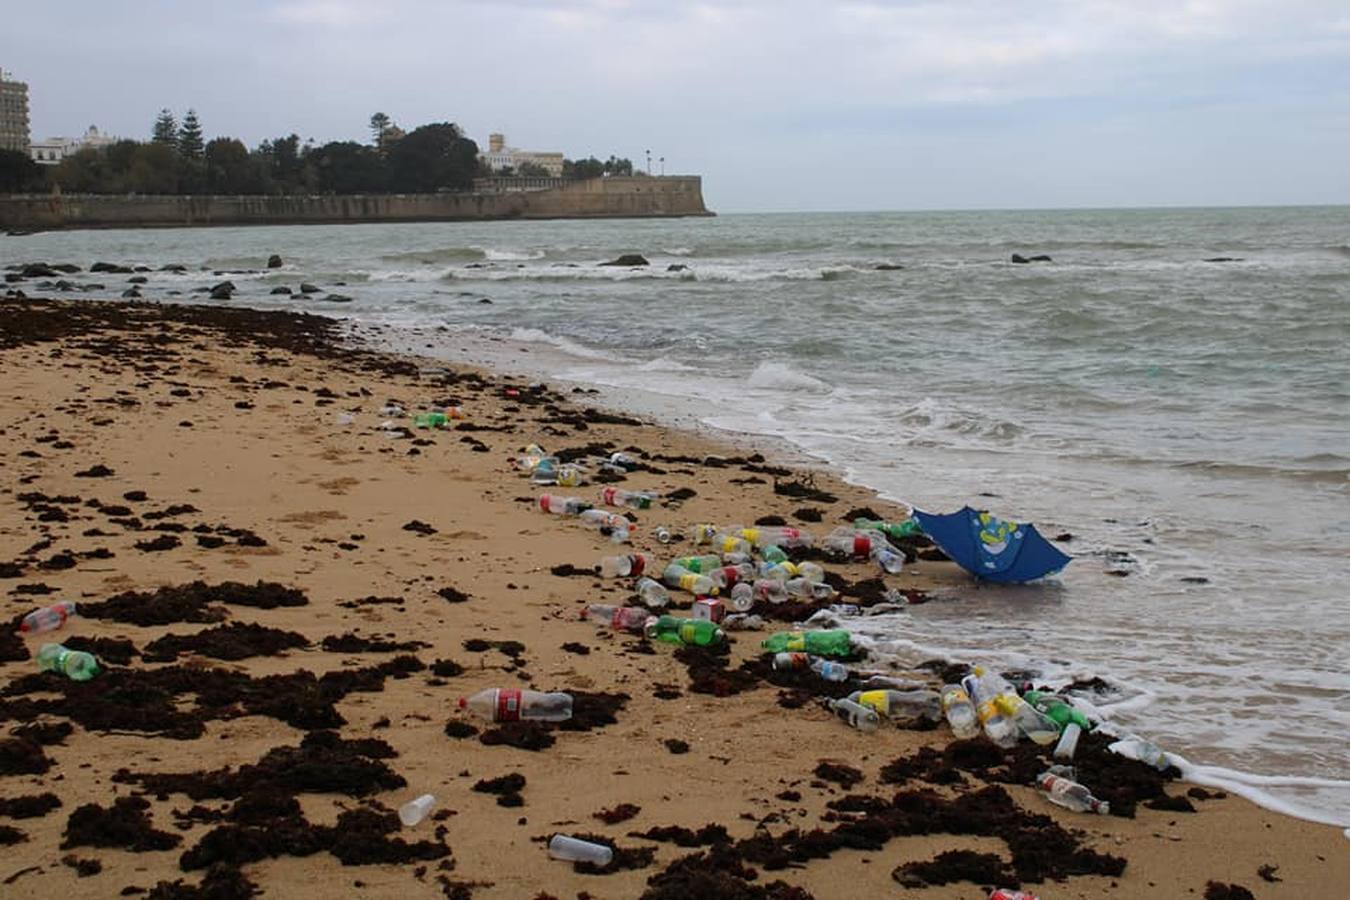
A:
[152,109,178,144]
[369,112,391,150]
[177,109,204,159]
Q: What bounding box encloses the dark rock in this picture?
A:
[874,263,904,271]
[121,289,141,298]
[128,276,148,284]
[599,254,649,267]
[51,263,82,274]
[320,294,353,303]
[90,262,132,274]
[159,264,188,272]
[269,286,293,295]
[1203,257,1243,263]
[666,264,688,272]
[299,283,320,294]
[209,282,235,300]
[22,264,60,278]
[1011,253,1053,264]
[267,254,283,268]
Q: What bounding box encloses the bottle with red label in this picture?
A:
[20,601,77,635]
[599,487,654,509]
[458,688,573,722]
[599,553,648,577]
[581,604,654,633]
[539,494,591,516]
[989,891,1040,900]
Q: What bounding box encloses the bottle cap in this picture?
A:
[457,697,467,709]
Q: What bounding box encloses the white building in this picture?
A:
[30,125,117,165]
[480,132,564,177]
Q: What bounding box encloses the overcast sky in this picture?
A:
[5,0,1349,211]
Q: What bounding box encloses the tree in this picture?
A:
[152,109,177,144]
[603,156,633,176]
[515,161,551,178]
[563,156,605,180]
[177,109,204,159]
[0,149,46,193]
[385,123,479,193]
[306,141,385,194]
[256,134,302,193]
[204,138,265,193]
[369,112,391,150]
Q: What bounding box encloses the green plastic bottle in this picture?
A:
[854,517,924,539]
[644,615,725,646]
[760,629,853,658]
[1024,690,1093,730]
[37,643,100,681]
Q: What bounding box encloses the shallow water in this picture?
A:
[6,206,1348,824]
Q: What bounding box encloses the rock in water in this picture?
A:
[267,254,283,268]
[1010,253,1052,264]
[599,254,650,267]
[270,286,293,295]
[299,283,320,294]
[321,294,353,303]
[209,281,235,300]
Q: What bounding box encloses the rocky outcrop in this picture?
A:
[267,254,283,268]
[600,254,649,267]
[1010,254,1052,264]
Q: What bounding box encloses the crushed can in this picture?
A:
[692,596,726,623]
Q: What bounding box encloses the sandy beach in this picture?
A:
[0,295,1344,899]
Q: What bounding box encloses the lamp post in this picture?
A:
[645,149,651,176]
[659,156,665,176]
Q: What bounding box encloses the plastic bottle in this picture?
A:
[827,697,880,732]
[737,526,813,549]
[772,652,849,682]
[608,451,638,470]
[713,563,755,590]
[1054,723,1082,760]
[854,517,924,540]
[548,834,613,866]
[785,577,835,601]
[556,464,586,487]
[530,457,559,484]
[759,543,789,564]
[824,526,882,557]
[414,408,463,428]
[940,683,981,739]
[399,794,435,827]
[761,629,853,658]
[1023,691,1093,732]
[599,487,653,509]
[962,672,1018,748]
[1108,737,1170,771]
[849,689,942,721]
[662,564,719,596]
[20,601,77,635]
[539,494,591,516]
[635,577,671,609]
[36,643,100,681]
[672,554,723,574]
[706,532,753,557]
[644,615,724,646]
[722,613,765,631]
[989,891,1040,900]
[379,404,406,418]
[1037,770,1110,814]
[972,667,1059,745]
[652,526,675,544]
[599,553,648,578]
[458,688,573,722]
[727,583,755,613]
[582,604,653,633]
[692,523,719,545]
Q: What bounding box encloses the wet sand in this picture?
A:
[0,295,1345,899]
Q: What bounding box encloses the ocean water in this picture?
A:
[5,207,1349,826]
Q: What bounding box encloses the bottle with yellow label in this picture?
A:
[847,689,942,721]
[644,615,724,646]
[760,629,852,657]
[662,564,720,595]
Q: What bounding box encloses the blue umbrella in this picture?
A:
[912,506,1071,583]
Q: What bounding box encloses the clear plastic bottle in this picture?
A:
[635,577,671,609]
[599,487,654,509]
[20,601,77,635]
[772,652,847,681]
[785,577,834,601]
[644,615,724,646]
[760,544,789,564]
[824,526,880,557]
[1037,770,1110,814]
[1024,691,1094,731]
[707,532,753,557]
[692,523,719,545]
[36,643,100,681]
[737,526,813,549]
[548,834,613,865]
[940,683,981,739]
[458,688,573,722]
[399,794,435,827]
[539,493,590,516]
[609,451,638,470]
[962,672,1019,748]
[713,563,755,590]
[722,613,765,631]
[727,582,755,612]
[975,667,1059,745]
[599,553,648,578]
[530,457,559,484]
[662,564,719,596]
[556,464,586,487]
[827,697,880,732]
[848,689,942,721]
[582,604,653,633]
[1108,737,1170,771]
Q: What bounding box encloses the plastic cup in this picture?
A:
[548,834,613,865]
[398,793,435,827]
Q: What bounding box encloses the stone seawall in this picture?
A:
[0,176,711,231]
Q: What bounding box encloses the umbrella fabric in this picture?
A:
[912,506,1072,583]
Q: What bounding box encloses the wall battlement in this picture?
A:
[0,175,711,231]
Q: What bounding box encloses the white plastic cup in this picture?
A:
[1053,723,1081,761]
[548,834,613,866]
[398,793,435,827]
